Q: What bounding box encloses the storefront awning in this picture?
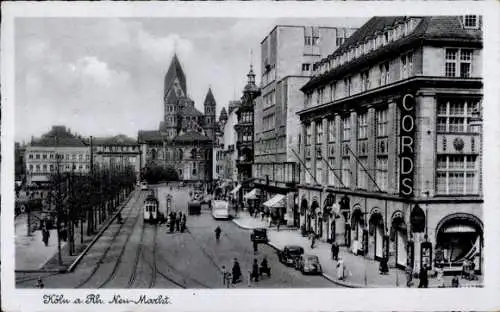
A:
[230,184,241,194]
[263,194,285,208]
[443,225,476,233]
[243,188,258,200]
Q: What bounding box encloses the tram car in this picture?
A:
[144,190,160,224]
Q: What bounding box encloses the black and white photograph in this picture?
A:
[2,2,500,312]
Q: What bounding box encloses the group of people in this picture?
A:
[168,211,187,233]
[221,257,271,288]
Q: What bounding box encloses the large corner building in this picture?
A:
[297,16,483,275]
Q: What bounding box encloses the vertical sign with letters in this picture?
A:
[399,94,416,197]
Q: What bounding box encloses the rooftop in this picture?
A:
[30,126,87,147]
[92,135,138,146]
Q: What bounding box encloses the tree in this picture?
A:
[141,165,179,184]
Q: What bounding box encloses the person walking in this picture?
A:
[215,226,222,241]
[253,240,258,254]
[436,265,445,287]
[175,212,181,232]
[331,242,339,260]
[405,263,414,287]
[251,259,259,282]
[451,274,460,288]
[310,233,316,249]
[336,257,345,280]
[418,265,429,288]
[42,227,50,247]
[232,258,242,284]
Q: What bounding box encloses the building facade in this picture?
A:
[138,54,216,182]
[214,107,228,181]
[220,100,240,185]
[92,135,141,178]
[25,126,90,185]
[253,25,357,226]
[297,16,483,274]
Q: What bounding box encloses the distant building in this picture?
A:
[234,66,260,200]
[138,54,216,182]
[298,16,483,274]
[253,25,357,226]
[220,100,240,185]
[214,107,228,181]
[91,135,141,178]
[25,126,90,185]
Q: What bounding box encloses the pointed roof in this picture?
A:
[243,65,259,94]
[203,87,216,107]
[219,107,228,121]
[164,54,187,96]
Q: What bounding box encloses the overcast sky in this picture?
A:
[15,17,367,142]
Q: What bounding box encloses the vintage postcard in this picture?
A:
[2,1,499,311]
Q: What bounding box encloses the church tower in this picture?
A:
[163,54,186,140]
[203,87,217,141]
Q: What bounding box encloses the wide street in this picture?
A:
[16,184,336,289]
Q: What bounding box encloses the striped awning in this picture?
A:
[243,188,258,200]
[263,194,285,208]
[230,184,241,194]
[443,225,477,233]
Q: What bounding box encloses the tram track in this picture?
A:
[96,204,144,289]
[148,224,158,288]
[125,218,146,288]
[76,191,144,289]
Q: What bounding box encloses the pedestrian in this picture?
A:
[405,263,413,287]
[176,212,181,232]
[379,257,389,275]
[336,257,345,280]
[260,210,265,221]
[42,227,49,247]
[418,265,429,288]
[35,277,44,288]
[232,258,242,284]
[451,274,460,288]
[253,240,258,254]
[221,265,227,286]
[251,258,259,282]
[331,242,338,260]
[276,218,281,232]
[310,233,316,249]
[436,265,445,287]
[247,269,252,287]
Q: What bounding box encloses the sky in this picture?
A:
[15,17,367,142]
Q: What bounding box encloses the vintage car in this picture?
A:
[295,254,322,275]
[278,245,304,266]
[140,181,148,191]
[250,228,269,243]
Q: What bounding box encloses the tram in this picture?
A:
[144,189,160,224]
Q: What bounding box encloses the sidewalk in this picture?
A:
[15,190,135,272]
[232,211,483,288]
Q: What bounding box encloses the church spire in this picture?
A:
[164,53,187,97]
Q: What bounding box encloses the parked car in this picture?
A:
[179,181,185,187]
[295,254,322,274]
[278,245,304,266]
[250,228,269,243]
[140,181,148,190]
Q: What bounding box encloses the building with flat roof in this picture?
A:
[297,16,483,275]
[252,25,357,226]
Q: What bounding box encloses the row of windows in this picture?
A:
[96,146,138,153]
[28,153,89,161]
[255,137,285,155]
[238,130,253,143]
[312,18,421,76]
[303,153,478,195]
[28,163,90,172]
[239,112,253,123]
[304,36,320,46]
[305,108,389,146]
[262,113,275,131]
[437,99,480,133]
[262,91,276,108]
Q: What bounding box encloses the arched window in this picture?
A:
[178,149,183,161]
[151,149,157,160]
[191,148,197,159]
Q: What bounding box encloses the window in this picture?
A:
[341,157,350,187]
[29,164,33,170]
[35,154,40,160]
[305,161,312,184]
[437,99,480,133]
[42,154,47,160]
[379,63,390,86]
[328,158,336,186]
[305,36,312,46]
[312,37,320,45]
[342,116,351,141]
[357,157,368,190]
[400,55,407,79]
[358,112,368,139]
[336,37,345,46]
[361,70,370,91]
[463,15,478,29]
[301,63,310,71]
[375,156,388,192]
[436,155,478,195]
[316,161,322,184]
[327,119,336,142]
[50,164,54,171]
[376,108,389,137]
[445,48,472,78]
[29,154,33,159]
[344,77,352,96]
[315,121,324,145]
[306,124,312,145]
